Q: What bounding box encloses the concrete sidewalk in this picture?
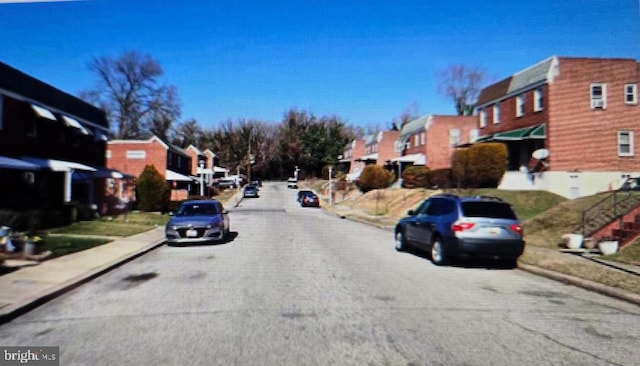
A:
[0,226,166,324]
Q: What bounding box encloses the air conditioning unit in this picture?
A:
[591,99,606,109]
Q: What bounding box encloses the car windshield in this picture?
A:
[461,201,517,219]
[176,203,219,216]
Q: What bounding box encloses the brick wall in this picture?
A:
[548,58,640,172]
[426,116,476,170]
[107,138,168,178]
[376,130,400,165]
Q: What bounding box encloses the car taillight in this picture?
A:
[510,224,524,236]
[451,222,475,232]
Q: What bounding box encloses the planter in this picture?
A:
[23,240,42,256]
[598,241,619,256]
[563,234,583,249]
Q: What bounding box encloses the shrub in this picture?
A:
[137,165,170,212]
[429,168,454,188]
[401,166,431,188]
[356,165,395,193]
[452,143,507,188]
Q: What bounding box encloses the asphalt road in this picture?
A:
[1,182,640,365]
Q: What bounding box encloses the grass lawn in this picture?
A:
[40,235,113,259]
[48,211,170,237]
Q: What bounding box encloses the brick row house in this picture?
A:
[392,114,476,176]
[476,56,640,199]
[107,136,195,201]
[185,145,228,196]
[341,116,476,184]
[0,61,121,214]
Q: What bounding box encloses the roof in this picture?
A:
[476,56,559,107]
[0,61,109,130]
[400,115,431,137]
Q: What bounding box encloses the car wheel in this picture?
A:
[395,230,407,252]
[430,238,449,266]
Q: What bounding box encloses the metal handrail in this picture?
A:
[582,190,640,238]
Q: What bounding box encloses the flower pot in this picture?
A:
[563,234,583,249]
[598,241,618,255]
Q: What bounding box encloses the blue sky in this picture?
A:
[1,0,639,130]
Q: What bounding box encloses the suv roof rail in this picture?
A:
[469,195,504,202]
[433,193,459,198]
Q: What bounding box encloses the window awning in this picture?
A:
[391,153,427,165]
[491,124,546,141]
[95,130,109,141]
[356,153,379,162]
[92,166,135,179]
[22,157,97,172]
[493,126,534,140]
[197,167,214,175]
[62,115,91,135]
[529,124,546,139]
[213,166,228,173]
[30,104,56,121]
[0,156,41,171]
[166,169,194,182]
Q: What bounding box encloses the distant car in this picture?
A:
[297,189,314,202]
[243,184,259,198]
[287,178,298,189]
[251,180,262,187]
[300,191,320,207]
[394,194,524,266]
[165,199,230,245]
[217,179,237,190]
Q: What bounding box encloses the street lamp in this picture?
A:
[199,161,205,196]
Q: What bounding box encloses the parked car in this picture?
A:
[394,194,524,266]
[297,190,314,203]
[287,178,298,189]
[243,184,259,198]
[165,199,230,245]
[218,178,237,190]
[300,191,320,207]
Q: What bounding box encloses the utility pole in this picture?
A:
[329,165,333,206]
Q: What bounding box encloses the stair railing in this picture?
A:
[582,189,640,238]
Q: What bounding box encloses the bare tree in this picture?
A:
[171,118,202,147]
[437,65,486,116]
[84,51,181,139]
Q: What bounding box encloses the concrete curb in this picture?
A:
[0,238,166,325]
[518,263,640,306]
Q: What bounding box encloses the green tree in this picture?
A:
[136,165,170,212]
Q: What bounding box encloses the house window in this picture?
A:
[420,132,426,145]
[106,150,112,159]
[618,131,634,156]
[470,129,479,142]
[534,88,544,111]
[414,135,419,146]
[625,84,637,105]
[591,83,607,109]
[516,95,525,117]
[479,108,487,128]
[449,128,461,146]
[126,150,146,159]
[493,102,501,124]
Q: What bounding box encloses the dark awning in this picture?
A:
[493,126,534,140]
[0,156,41,171]
[492,124,546,141]
[528,124,546,139]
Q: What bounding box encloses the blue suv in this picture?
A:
[394,194,525,266]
